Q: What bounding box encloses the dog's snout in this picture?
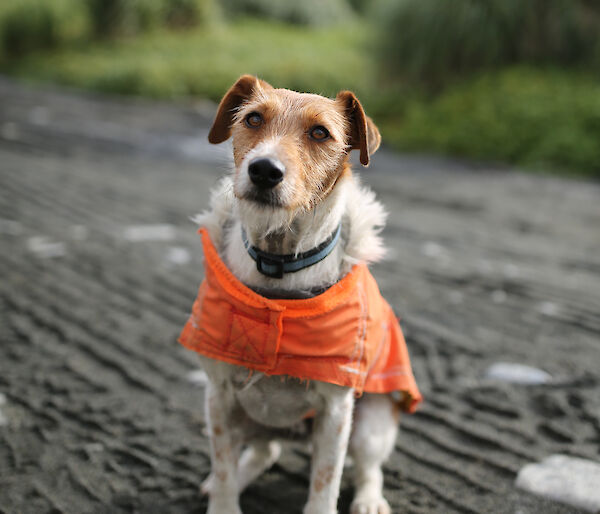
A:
[248,158,284,189]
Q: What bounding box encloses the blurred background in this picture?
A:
[1,0,599,176]
[1,2,600,513]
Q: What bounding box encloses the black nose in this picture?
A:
[248,158,284,189]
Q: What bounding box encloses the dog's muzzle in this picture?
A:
[248,157,284,189]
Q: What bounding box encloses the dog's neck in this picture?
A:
[241,185,346,257]
[222,176,349,296]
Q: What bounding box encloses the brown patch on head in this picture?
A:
[212,425,223,436]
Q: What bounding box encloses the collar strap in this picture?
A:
[242,224,342,279]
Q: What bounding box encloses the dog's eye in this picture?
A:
[245,112,263,128]
[310,126,330,141]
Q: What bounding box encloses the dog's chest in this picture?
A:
[230,368,320,428]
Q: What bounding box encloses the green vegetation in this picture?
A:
[378,0,600,88]
[5,20,372,100]
[220,0,353,26]
[86,0,217,37]
[0,0,89,60]
[382,68,600,175]
[1,0,599,176]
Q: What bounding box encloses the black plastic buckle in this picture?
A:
[255,254,285,279]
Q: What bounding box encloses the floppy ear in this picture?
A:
[208,75,272,144]
[336,91,381,166]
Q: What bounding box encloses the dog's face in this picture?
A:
[208,76,380,216]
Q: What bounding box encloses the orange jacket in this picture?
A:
[179,228,422,413]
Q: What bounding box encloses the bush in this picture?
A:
[384,68,600,176]
[220,0,353,26]
[0,0,88,61]
[378,0,600,87]
[164,0,218,27]
[86,0,216,38]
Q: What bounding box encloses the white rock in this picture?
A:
[186,369,208,386]
[537,301,560,317]
[503,263,520,279]
[516,454,600,512]
[421,241,445,258]
[484,362,551,385]
[27,236,66,258]
[122,224,176,242]
[166,246,191,265]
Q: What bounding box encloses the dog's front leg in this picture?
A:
[204,378,242,514]
[304,383,355,514]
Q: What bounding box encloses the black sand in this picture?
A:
[0,77,598,514]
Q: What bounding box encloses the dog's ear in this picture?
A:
[336,91,381,166]
[208,75,272,144]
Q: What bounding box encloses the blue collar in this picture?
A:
[242,224,342,279]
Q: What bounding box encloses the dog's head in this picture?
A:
[208,75,380,215]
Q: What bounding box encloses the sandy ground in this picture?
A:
[0,76,599,514]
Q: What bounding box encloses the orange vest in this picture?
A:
[179,228,422,413]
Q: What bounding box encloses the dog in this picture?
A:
[179,75,422,514]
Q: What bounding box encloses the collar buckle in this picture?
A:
[255,254,285,279]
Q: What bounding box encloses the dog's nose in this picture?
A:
[248,158,284,189]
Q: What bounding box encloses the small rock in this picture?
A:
[27,236,66,258]
[484,362,551,385]
[421,241,445,258]
[166,246,190,265]
[122,224,176,242]
[186,369,208,386]
[503,263,521,278]
[537,301,560,317]
[84,442,104,453]
[516,454,600,512]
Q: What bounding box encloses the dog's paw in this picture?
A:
[350,496,391,514]
[206,502,242,514]
[303,505,336,514]
[206,497,242,514]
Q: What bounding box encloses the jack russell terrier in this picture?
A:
[179,75,422,514]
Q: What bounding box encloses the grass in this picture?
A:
[382,68,600,176]
[3,18,599,176]
[6,19,374,101]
